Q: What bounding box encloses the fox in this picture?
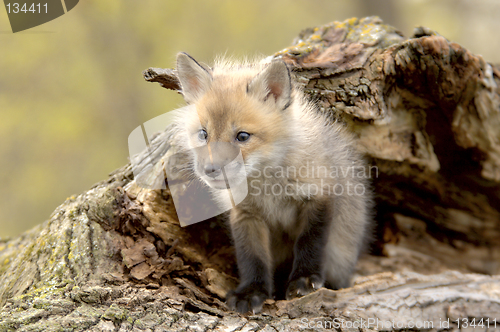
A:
[171,52,373,314]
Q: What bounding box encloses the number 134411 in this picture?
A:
[6,3,48,14]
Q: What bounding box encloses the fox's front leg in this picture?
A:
[226,208,272,314]
[286,201,332,300]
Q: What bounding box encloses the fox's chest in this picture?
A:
[241,192,306,236]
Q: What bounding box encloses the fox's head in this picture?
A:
[175,53,295,190]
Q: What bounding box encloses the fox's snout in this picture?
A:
[204,163,222,178]
[194,142,243,187]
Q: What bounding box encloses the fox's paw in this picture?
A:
[286,274,324,300]
[226,284,269,314]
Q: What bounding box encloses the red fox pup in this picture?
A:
[173,52,373,313]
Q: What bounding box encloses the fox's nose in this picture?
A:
[204,164,222,178]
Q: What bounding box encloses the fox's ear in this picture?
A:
[247,61,292,110]
[176,53,213,104]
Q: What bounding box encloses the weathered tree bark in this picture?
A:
[1,17,499,331]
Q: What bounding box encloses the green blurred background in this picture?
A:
[1,0,499,238]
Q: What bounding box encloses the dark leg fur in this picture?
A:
[226,257,270,314]
[286,201,332,299]
[226,210,272,313]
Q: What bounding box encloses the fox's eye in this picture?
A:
[236,131,251,142]
[198,129,208,141]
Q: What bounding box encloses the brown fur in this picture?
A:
[172,53,373,313]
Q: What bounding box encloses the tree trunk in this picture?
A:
[1,17,499,331]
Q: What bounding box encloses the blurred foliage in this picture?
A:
[0,0,499,238]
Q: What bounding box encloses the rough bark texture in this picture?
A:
[1,17,499,331]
